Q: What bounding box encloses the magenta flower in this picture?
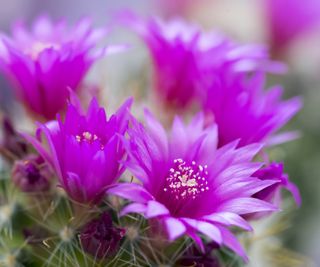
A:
[24,97,132,204]
[253,162,301,206]
[119,12,285,109]
[203,73,302,147]
[108,111,279,260]
[266,0,320,52]
[0,16,118,120]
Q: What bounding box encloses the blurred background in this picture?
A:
[0,0,319,266]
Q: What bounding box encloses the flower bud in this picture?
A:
[178,242,221,267]
[80,212,125,259]
[253,162,301,205]
[11,155,51,192]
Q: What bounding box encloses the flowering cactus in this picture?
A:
[0,12,302,267]
[109,111,281,261]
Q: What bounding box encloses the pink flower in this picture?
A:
[109,111,279,261]
[266,0,320,51]
[24,96,132,204]
[119,12,285,109]
[203,73,302,147]
[0,15,121,120]
[154,0,202,18]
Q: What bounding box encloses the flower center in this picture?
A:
[27,41,60,59]
[76,131,98,143]
[163,158,209,200]
[75,131,104,149]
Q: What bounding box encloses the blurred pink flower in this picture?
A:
[266,0,320,51]
[154,0,202,18]
[119,12,285,110]
[203,73,302,147]
[0,15,121,120]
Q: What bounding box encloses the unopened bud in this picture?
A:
[12,155,51,192]
[80,212,125,259]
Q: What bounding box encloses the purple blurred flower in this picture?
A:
[24,96,132,204]
[109,111,279,261]
[12,154,51,192]
[154,0,203,18]
[80,212,125,259]
[119,12,285,109]
[0,16,120,120]
[203,73,302,147]
[253,162,301,206]
[266,0,320,52]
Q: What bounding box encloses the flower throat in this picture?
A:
[164,158,209,201]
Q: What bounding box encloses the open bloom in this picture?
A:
[265,0,320,52]
[109,111,279,260]
[24,97,132,204]
[0,16,120,120]
[119,12,285,109]
[203,73,302,147]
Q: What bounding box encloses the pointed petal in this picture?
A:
[219,198,279,215]
[285,181,301,206]
[187,229,205,252]
[120,203,147,216]
[146,200,170,218]
[219,226,248,262]
[144,109,169,156]
[182,218,222,245]
[164,217,186,240]
[203,212,252,231]
[107,183,153,203]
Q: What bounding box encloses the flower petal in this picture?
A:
[219,226,248,262]
[164,217,186,240]
[107,183,153,203]
[182,218,222,245]
[218,197,279,215]
[120,203,147,216]
[203,212,252,231]
[146,200,170,218]
[284,181,302,206]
